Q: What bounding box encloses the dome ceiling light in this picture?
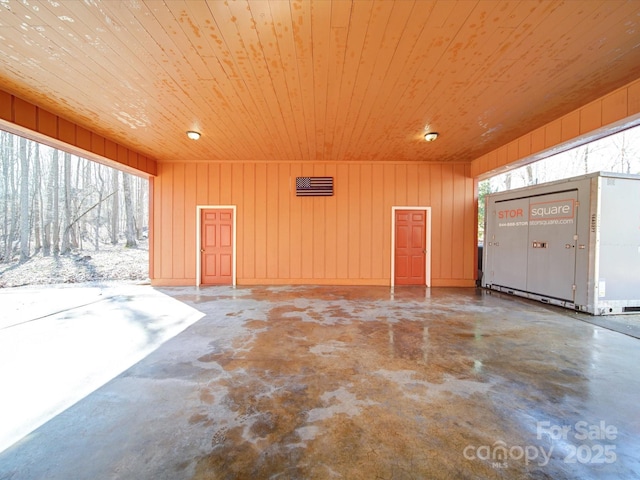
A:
[424,132,439,142]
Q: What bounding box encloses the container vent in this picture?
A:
[607,178,616,186]
[591,214,597,233]
[623,306,640,313]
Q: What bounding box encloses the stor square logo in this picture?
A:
[529,198,575,220]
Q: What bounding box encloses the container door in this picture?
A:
[526,191,578,301]
[487,197,530,291]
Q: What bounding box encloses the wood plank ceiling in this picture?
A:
[1,0,640,164]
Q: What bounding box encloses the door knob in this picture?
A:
[200,249,205,253]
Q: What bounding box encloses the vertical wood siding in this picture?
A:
[151,161,476,287]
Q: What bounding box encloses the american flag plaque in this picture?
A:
[295,177,334,197]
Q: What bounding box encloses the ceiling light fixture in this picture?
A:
[186,130,201,140]
[424,132,439,142]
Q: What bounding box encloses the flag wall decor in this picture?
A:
[295,177,334,196]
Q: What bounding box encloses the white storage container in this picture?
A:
[482,172,640,315]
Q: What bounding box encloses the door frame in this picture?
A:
[390,206,431,288]
[196,205,237,287]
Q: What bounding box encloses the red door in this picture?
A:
[395,210,427,285]
[201,209,233,285]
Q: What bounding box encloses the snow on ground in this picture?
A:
[0,240,149,288]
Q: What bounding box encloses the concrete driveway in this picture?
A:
[0,282,204,454]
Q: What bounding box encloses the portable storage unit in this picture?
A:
[482,172,640,315]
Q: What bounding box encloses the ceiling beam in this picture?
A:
[472,77,640,179]
[0,89,158,177]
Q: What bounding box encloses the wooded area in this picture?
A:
[478,127,640,243]
[0,130,148,264]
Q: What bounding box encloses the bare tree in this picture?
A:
[52,149,60,256]
[122,173,137,248]
[581,144,590,174]
[611,132,633,174]
[6,148,18,261]
[1,132,10,261]
[80,159,91,247]
[19,136,29,262]
[67,157,82,249]
[61,152,72,254]
[136,176,145,240]
[525,164,534,185]
[503,171,512,191]
[95,164,106,250]
[110,169,119,245]
[1,131,150,272]
[42,150,52,256]
[32,143,42,254]
[3,133,20,262]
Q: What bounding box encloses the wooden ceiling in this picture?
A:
[1,0,640,164]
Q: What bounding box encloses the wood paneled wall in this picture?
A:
[150,161,476,287]
[471,78,640,179]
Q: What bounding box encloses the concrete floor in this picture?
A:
[0,283,204,453]
[0,286,639,479]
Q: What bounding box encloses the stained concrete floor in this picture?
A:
[0,286,639,480]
